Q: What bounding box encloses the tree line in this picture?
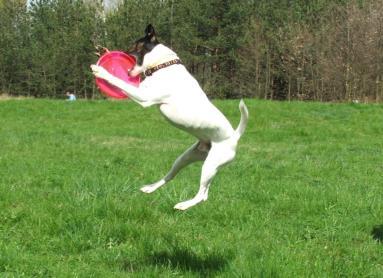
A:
[0,0,382,101]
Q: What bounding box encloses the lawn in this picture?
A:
[0,99,382,277]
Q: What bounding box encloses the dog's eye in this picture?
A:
[136,42,144,51]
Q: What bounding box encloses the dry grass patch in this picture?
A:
[0,94,33,100]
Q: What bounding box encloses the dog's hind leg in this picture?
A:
[174,140,236,211]
[140,141,209,194]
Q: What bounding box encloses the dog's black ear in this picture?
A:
[145,24,156,42]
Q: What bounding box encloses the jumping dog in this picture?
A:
[91,24,249,210]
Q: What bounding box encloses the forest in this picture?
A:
[1,0,383,101]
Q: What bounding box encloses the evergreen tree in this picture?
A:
[0,0,382,101]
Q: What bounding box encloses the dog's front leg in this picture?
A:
[91,65,165,107]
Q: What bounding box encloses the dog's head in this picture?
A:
[128,24,159,77]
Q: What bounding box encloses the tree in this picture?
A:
[0,0,30,95]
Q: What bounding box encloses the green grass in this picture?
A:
[0,99,382,277]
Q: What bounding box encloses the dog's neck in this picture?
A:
[143,44,179,71]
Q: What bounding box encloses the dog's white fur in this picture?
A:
[91,44,248,210]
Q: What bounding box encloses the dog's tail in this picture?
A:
[234,99,249,140]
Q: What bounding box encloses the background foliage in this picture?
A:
[1,0,383,101]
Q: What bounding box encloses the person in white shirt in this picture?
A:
[66,92,76,101]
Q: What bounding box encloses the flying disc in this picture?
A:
[95,51,140,99]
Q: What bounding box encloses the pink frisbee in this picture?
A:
[95,51,140,99]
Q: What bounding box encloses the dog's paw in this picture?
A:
[140,180,165,194]
[140,185,157,194]
[90,65,110,80]
[174,199,203,211]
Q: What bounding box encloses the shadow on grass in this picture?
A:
[147,247,231,276]
[371,224,383,243]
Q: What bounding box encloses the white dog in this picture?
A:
[91,25,249,210]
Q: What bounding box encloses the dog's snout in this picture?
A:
[127,69,135,77]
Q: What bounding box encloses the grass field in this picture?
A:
[0,99,382,277]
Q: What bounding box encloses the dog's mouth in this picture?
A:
[126,51,144,77]
[126,48,147,77]
[128,65,143,77]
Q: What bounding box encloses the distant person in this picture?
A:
[66,92,76,101]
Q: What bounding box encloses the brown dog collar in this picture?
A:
[144,59,182,76]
